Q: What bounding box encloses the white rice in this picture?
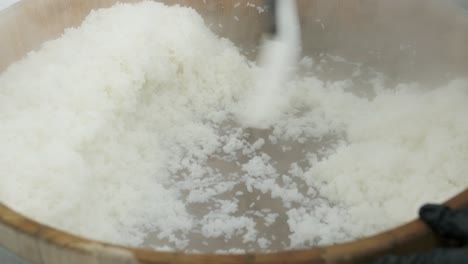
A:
[0,1,467,253]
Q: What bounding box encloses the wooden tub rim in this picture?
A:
[0,189,467,264]
[1,0,468,262]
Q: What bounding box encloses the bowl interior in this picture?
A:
[0,0,468,256]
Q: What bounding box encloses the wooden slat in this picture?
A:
[0,0,467,263]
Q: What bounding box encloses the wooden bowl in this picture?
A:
[1,0,467,263]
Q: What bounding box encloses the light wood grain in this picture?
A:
[0,0,468,263]
[1,189,467,264]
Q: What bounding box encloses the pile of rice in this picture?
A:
[0,1,467,253]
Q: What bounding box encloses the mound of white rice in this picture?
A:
[0,1,466,252]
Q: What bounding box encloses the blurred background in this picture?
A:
[0,0,20,10]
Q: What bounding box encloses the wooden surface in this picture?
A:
[1,189,467,264]
[0,246,31,264]
[1,0,468,263]
[2,0,468,78]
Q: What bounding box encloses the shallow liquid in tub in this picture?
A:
[142,124,340,252]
